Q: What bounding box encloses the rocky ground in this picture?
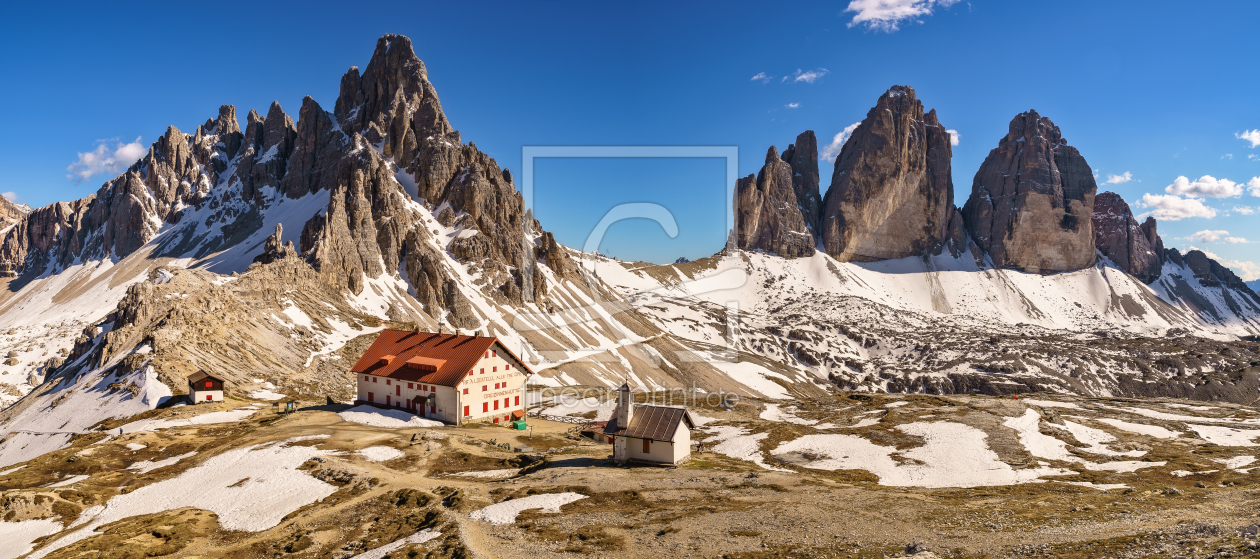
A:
[4,386,1260,558]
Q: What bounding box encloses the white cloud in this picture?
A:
[1187,245,1221,259]
[1187,230,1230,243]
[844,0,960,32]
[751,72,771,83]
[1234,206,1256,215]
[1223,237,1249,244]
[946,129,959,146]
[1104,171,1133,185]
[1250,154,1259,161]
[1164,175,1242,198]
[66,137,146,182]
[785,102,800,109]
[784,68,829,84]
[821,122,863,163]
[1224,260,1260,282]
[1223,154,1234,160]
[1237,129,1260,148]
[1250,177,1260,197]
[1,192,20,204]
[1138,193,1218,221]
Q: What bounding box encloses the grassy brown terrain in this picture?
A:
[3,390,1260,558]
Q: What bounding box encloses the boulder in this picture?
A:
[962,110,1097,274]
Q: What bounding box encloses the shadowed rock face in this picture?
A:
[962,110,1097,274]
[1092,192,1164,283]
[819,85,954,262]
[734,146,816,257]
[780,130,822,235]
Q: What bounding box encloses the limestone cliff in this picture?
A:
[962,110,1097,274]
[819,86,954,262]
[1092,192,1163,283]
[734,146,816,257]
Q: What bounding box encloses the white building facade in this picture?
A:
[352,331,531,425]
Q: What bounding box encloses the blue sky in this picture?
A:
[1,1,1258,275]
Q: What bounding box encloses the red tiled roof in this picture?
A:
[349,330,532,387]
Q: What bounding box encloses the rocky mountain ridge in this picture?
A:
[0,39,1256,422]
[0,35,827,415]
[820,85,955,262]
[732,86,1256,335]
[0,196,28,233]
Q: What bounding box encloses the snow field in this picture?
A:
[701,425,790,472]
[27,436,338,559]
[1185,424,1260,447]
[772,422,1074,489]
[358,446,404,462]
[759,404,818,425]
[0,518,63,559]
[1091,418,1180,439]
[1021,399,1080,409]
[1052,421,1146,457]
[119,407,258,434]
[348,528,442,559]
[127,451,198,474]
[469,493,588,525]
[337,405,444,428]
[46,474,90,488]
[449,468,518,479]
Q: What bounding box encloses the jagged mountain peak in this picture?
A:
[963,109,1097,274]
[819,84,953,262]
[1093,191,1164,283]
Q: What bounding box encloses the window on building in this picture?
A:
[206,381,213,388]
[643,439,650,453]
[386,380,391,385]
[484,351,489,358]
[396,385,400,396]
[467,370,473,376]
[407,383,413,389]
[482,402,488,412]
[368,392,374,402]
[372,377,377,383]
[364,375,369,381]
[482,385,487,391]
[503,398,509,408]
[492,350,497,357]
[515,395,520,406]
[463,388,468,394]
[480,368,484,374]
[493,366,497,372]
[506,364,511,370]
[494,417,499,423]
[463,405,469,416]
[494,400,499,410]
